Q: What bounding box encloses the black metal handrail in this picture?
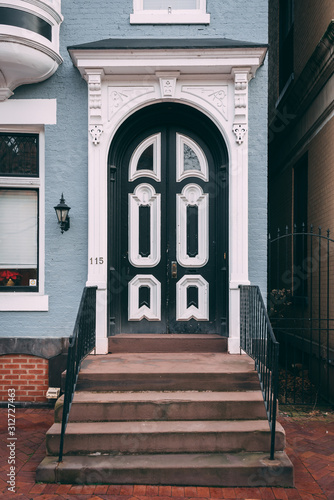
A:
[239,285,279,460]
[58,286,97,462]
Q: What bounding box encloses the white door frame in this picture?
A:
[69,45,267,354]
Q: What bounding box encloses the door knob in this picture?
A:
[171,261,177,278]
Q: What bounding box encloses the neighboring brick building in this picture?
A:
[268,0,334,401]
[269,1,334,234]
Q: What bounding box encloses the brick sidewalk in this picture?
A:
[0,408,333,500]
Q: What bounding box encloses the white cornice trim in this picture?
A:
[69,47,267,79]
[0,34,63,65]
[0,99,57,124]
[130,11,210,24]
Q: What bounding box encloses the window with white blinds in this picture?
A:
[0,189,38,268]
[0,188,38,292]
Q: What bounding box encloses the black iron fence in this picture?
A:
[58,286,97,462]
[240,285,279,460]
[269,225,334,406]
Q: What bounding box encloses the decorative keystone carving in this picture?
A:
[156,72,180,99]
[159,78,177,98]
[89,124,103,145]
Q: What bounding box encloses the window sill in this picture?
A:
[0,293,49,311]
[130,11,210,24]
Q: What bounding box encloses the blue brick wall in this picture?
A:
[2,0,268,338]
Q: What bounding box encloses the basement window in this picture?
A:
[130,0,210,24]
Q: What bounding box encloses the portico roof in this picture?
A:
[68,37,268,51]
[68,38,268,78]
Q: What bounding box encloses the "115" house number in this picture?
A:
[90,257,104,264]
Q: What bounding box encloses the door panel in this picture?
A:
[117,125,220,334]
[129,183,161,267]
[176,183,208,267]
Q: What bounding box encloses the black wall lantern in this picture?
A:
[54,194,70,233]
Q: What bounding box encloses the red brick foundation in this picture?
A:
[0,354,49,402]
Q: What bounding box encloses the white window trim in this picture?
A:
[130,0,210,24]
[0,125,48,312]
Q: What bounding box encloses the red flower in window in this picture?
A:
[0,270,22,282]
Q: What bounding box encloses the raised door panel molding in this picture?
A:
[129,183,161,267]
[129,133,161,182]
[128,274,161,321]
[177,184,208,267]
[176,275,209,321]
[176,133,208,182]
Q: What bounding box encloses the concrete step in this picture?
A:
[45,420,286,456]
[54,391,268,423]
[64,353,259,392]
[37,451,294,487]
[108,334,227,353]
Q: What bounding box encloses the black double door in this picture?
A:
[113,124,225,334]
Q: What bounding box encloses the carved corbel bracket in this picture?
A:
[156,71,180,98]
[86,69,104,118]
[89,124,103,146]
[232,69,250,145]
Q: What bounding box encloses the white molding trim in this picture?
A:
[128,274,161,321]
[69,48,267,80]
[177,183,208,268]
[0,99,57,125]
[176,133,208,182]
[176,274,209,321]
[130,11,210,24]
[129,183,161,268]
[0,293,48,311]
[232,69,250,145]
[129,133,161,182]
[0,123,47,311]
[69,44,267,352]
[130,0,210,24]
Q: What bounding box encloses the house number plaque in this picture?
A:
[90,257,104,264]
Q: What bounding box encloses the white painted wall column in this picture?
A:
[228,68,251,353]
[85,69,108,354]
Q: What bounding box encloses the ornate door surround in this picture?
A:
[68,40,267,354]
[108,104,228,335]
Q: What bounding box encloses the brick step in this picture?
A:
[65,353,259,392]
[37,451,294,487]
[54,391,267,422]
[45,420,286,456]
[108,334,227,353]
